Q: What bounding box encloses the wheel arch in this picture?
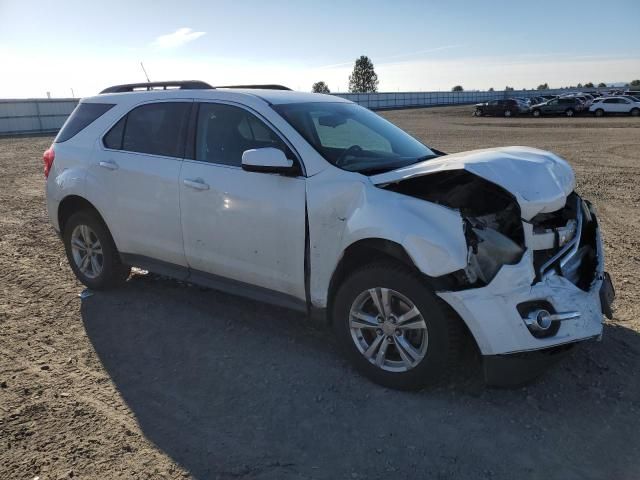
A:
[57,195,109,236]
[326,238,467,323]
[325,238,480,359]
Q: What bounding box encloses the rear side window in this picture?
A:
[55,103,115,143]
[103,102,191,158]
[103,117,125,149]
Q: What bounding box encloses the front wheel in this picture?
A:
[63,210,130,290]
[332,263,460,390]
[532,109,541,117]
[631,108,639,117]
[594,109,605,117]
[504,109,513,117]
[565,108,575,117]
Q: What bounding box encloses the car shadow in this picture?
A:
[81,274,640,479]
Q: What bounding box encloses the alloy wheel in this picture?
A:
[70,224,104,279]
[349,287,428,372]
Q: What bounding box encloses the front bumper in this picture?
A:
[438,202,613,357]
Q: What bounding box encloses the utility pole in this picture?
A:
[70,88,75,98]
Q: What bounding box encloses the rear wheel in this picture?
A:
[631,108,639,117]
[63,211,130,290]
[504,109,513,117]
[565,108,575,117]
[594,109,605,117]
[332,262,460,390]
[532,109,541,117]
[474,109,482,116]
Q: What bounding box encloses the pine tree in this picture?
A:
[348,56,379,93]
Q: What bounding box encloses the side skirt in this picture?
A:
[120,253,307,313]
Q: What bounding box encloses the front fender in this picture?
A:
[343,191,468,276]
[306,168,468,307]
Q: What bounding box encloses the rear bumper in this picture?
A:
[438,203,614,357]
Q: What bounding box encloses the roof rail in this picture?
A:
[214,84,292,91]
[100,80,213,94]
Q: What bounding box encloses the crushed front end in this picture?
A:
[382,166,615,386]
[440,191,614,385]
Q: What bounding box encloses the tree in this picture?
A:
[577,83,583,88]
[584,82,594,88]
[348,56,379,93]
[488,87,494,92]
[537,83,549,90]
[312,81,330,94]
[505,86,514,91]
[452,85,464,92]
[598,82,607,88]
[631,79,640,87]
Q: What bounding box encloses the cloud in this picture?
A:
[151,28,206,48]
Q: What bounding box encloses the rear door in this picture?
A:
[179,101,307,301]
[97,101,192,266]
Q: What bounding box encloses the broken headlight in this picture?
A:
[464,218,524,284]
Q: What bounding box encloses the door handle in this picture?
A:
[183,178,210,191]
[99,160,119,170]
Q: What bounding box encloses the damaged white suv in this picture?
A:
[45,81,615,389]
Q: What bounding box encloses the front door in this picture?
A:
[179,101,307,301]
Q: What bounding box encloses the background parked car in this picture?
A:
[473,99,522,117]
[531,97,584,117]
[590,97,640,116]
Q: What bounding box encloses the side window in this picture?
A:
[195,103,292,166]
[105,102,191,157]
[103,117,125,149]
[603,99,616,104]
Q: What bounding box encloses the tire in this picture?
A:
[474,109,482,117]
[565,108,575,117]
[332,262,461,390]
[532,109,541,117]
[594,109,605,117]
[504,109,512,117]
[631,108,639,117]
[62,210,130,290]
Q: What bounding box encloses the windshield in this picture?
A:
[273,102,436,174]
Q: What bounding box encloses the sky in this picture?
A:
[0,0,639,98]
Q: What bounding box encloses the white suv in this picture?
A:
[44,81,615,389]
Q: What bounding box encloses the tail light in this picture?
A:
[43,146,55,178]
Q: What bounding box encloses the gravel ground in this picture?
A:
[1,106,639,480]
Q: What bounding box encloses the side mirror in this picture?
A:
[241,148,295,175]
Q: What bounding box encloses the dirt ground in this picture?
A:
[1,106,639,480]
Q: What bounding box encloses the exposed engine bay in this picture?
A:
[382,169,598,290]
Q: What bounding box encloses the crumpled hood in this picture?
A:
[370,146,575,220]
